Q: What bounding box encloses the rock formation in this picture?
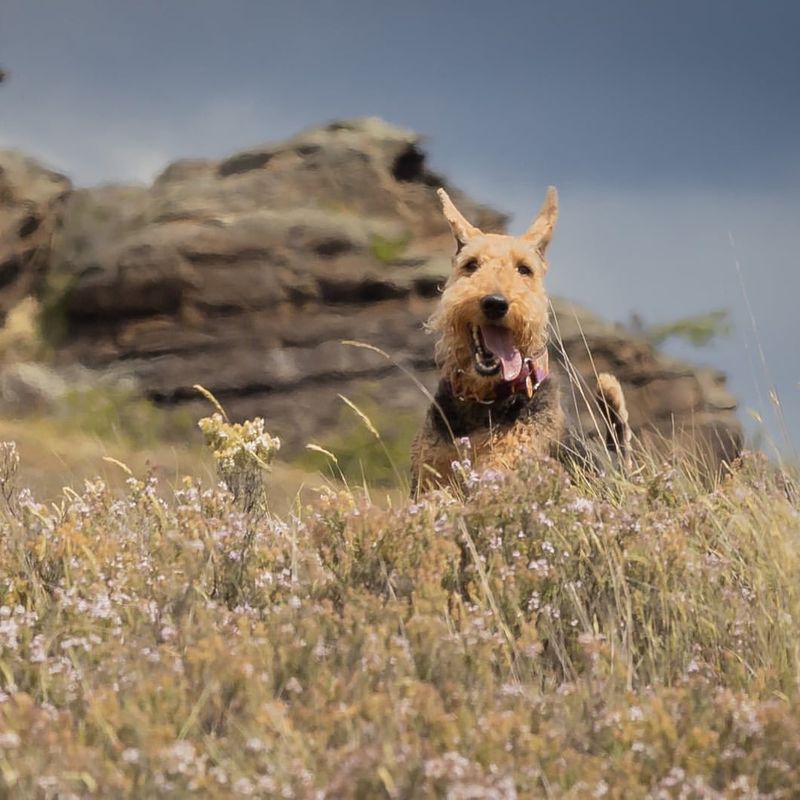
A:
[0,119,741,464]
[0,150,70,322]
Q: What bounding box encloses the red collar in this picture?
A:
[493,347,549,400]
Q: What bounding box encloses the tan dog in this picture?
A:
[410,187,630,493]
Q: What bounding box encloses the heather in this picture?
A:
[0,421,798,798]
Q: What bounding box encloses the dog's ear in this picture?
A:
[523,186,558,254]
[437,188,481,252]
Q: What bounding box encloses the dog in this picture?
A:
[410,186,631,494]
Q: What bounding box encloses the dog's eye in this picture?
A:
[517,263,533,277]
[461,259,479,275]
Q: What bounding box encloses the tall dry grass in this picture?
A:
[0,393,797,798]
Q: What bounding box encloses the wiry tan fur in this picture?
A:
[411,186,631,493]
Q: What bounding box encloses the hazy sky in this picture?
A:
[2,0,799,450]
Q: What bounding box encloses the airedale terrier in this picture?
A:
[410,187,631,493]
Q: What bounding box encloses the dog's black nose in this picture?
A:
[480,293,509,320]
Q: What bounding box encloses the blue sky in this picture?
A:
[2,0,799,451]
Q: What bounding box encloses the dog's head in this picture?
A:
[430,187,558,399]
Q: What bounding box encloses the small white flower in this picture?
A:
[245,737,266,753]
[285,677,303,694]
[0,732,20,748]
[160,625,177,641]
[233,777,255,796]
[568,497,594,514]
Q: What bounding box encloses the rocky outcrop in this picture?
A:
[3,118,741,464]
[0,150,71,321]
[549,302,740,463]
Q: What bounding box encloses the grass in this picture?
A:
[0,396,320,514]
[0,404,798,797]
[296,391,419,489]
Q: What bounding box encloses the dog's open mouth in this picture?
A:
[470,324,523,381]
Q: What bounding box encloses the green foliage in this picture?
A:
[647,309,732,348]
[369,232,411,264]
[36,274,74,348]
[0,436,798,796]
[296,394,417,487]
[54,384,193,446]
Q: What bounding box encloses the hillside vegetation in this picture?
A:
[0,409,797,799]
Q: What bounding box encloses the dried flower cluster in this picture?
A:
[198,412,280,515]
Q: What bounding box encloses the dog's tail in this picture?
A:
[595,373,632,469]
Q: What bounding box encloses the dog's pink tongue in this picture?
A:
[481,325,522,381]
